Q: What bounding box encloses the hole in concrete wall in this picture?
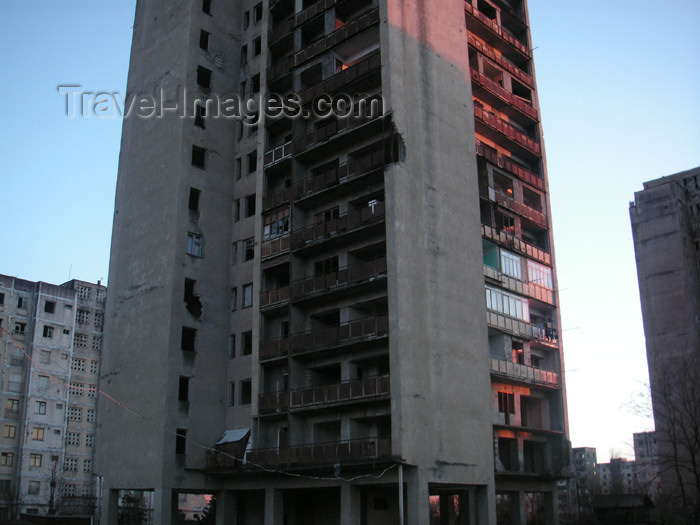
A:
[184,278,203,318]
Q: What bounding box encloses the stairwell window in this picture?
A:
[187,233,203,257]
[242,283,253,308]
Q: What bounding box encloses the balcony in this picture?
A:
[293,112,385,159]
[291,374,390,410]
[262,187,293,212]
[259,336,289,361]
[261,233,291,260]
[291,202,385,252]
[264,140,293,169]
[295,0,337,27]
[258,391,289,415]
[470,69,537,122]
[486,310,558,345]
[491,188,547,228]
[267,56,294,86]
[299,51,381,105]
[464,2,530,63]
[482,224,550,266]
[476,141,543,191]
[290,314,389,357]
[260,285,290,310]
[473,105,541,160]
[483,266,554,305]
[269,17,294,47]
[294,8,380,66]
[489,358,558,388]
[291,257,387,303]
[468,34,533,88]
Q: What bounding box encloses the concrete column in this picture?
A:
[544,491,559,525]
[264,488,284,525]
[405,470,429,525]
[512,490,526,525]
[103,489,119,525]
[215,490,237,525]
[340,484,361,525]
[153,486,171,525]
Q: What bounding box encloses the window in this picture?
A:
[77,309,90,324]
[243,10,250,29]
[9,373,22,392]
[83,459,92,473]
[253,2,262,22]
[74,333,88,348]
[247,151,257,174]
[253,37,261,56]
[64,457,78,472]
[32,427,45,441]
[202,0,211,14]
[251,74,260,94]
[245,194,256,217]
[485,286,529,321]
[85,434,94,448]
[500,250,521,280]
[498,392,515,414]
[90,360,99,374]
[199,29,210,51]
[67,407,81,421]
[17,297,24,309]
[0,293,4,305]
[244,238,255,261]
[63,484,75,497]
[66,432,80,446]
[35,402,47,416]
[176,429,187,455]
[178,377,190,402]
[235,157,242,180]
[44,301,56,313]
[40,350,50,364]
[6,399,19,414]
[92,336,102,351]
[28,481,40,495]
[196,66,212,89]
[29,454,42,467]
[229,334,236,359]
[13,322,26,335]
[195,104,206,128]
[182,327,196,352]
[191,145,206,169]
[240,380,252,405]
[240,45,248,66]
[10,348,23,366]
[71,358,86,372]
[229,382,235,406]
[241,330,253,355]
[242,283,253,308]
[86,409,95,423]
[77,285,91,299]
[234,199,240,222]
[263,208,290,240]
[1,452,13,466]
[527,260,553,289]
[187,232,203,257]
[94,312,103,327]
[230,287,237,311]
[3,425,16,439]
[87,385,97,399]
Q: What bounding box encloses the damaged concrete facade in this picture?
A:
[98,0,569,523]
[0,275,106,520]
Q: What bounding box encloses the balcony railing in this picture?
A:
[267,56,294,84]
[299,51,381,105]
[259,336,289,361]
[295,0,337,27]
[291,257,387,301]
[260,285,290,309]
[482,224,550,265]
[269,17,294,45]
[486,310,558,345]
[492,189,547,228]
[290,314,389,355]
[261,233,291,260]
[489,358,558,387]
[291,202,385,250]
[468,34,533,88]
[246,438,392,468]
[475,141,543,191]
[294,9,380,66]
[259,391,289,414]
[264,140,293,168]
[474,105,541,158]
[293,111,382,156]
[291,375,390,408]
[470,69,537,121]
[464,2,530,59]
[483,266,554,305]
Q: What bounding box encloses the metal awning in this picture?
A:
[216,428,250,445]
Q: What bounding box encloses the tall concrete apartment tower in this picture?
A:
[630,166,700,512]
[0,276,106,520]
[98,0,569,523]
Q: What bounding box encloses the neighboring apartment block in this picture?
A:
[0,275,105,520]
[98,0,569,523]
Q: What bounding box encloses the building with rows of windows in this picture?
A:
[98,0,570,523]
[0,275,105,520]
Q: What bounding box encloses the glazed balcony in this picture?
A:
[243,438,393,469]
[289,374,390,411]
[468,35,533,88]
[486,309,558,345]
[489,358,559,388]
[290,314,389,357]
[482,224,550,266]
[260,285,290,310]
[470,69,537,122]
[475,141,543,191]
[259,336,290,362]
[473,105,541,160]
[291,202,385,252]
[294,8,380,67]
[261,233,291,260]
[483,266,554,305]
[299,51,381,105]
[464,2,530,64]
[491,188,547,228]
[291,257,387,304]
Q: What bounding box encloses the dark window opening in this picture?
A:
[176,429,187,454]
[512,342,524,364]
[229,382,235,406]
[191,145,206,169]
[247,151,257,174]
[496,212,516,236]
[477,0,497,21]
[0,293,4,305]
[315,206,340,224]
[253,37,262,56]
[245,194,256,217]
[178,376,190,402]
[243,11,250,29]
[234,199,240,222]
[194,104,206,128]
[251,74,260,94]
[314,256,339,277]
[241,331,253,355]
[280,321,290,338]
[202,0,211,15]
[42,326,53,338]
[522,187,542,212]
[229,335,236,359]
[511,78,532,103]
[199,30,210,51]
[244,238,255,261]
[240,45,248,66]
[181,327,196,352]
[196,66,212,89]
[240,380,252,404]
[253,3,262,23]
[188,188,201,211]
[44,301,55,314]
[184,278,203,318]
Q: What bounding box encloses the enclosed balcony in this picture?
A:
[290,374,390,411]
[489,358,558,388]
[290,313,389,358]
[482,224,550,266]
[264,140,293,170]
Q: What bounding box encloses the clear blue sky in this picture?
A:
[1,1,699,462]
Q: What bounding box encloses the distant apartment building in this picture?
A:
[0,275,105,520]
[632,431,660,499]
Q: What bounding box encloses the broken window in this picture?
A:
[184,278,202,318]
[247,151,257,174]
[202,0,211,15]
[191,145,206,169]
[242,283,253,308]
[176,429,187,455]
[253,37,261,56]
[188,188,201,212]
[241,330,253,355]
[199,30,210,51]
[245,194,256,217]
[194,104,206,128]
[244,238,255,261]
[263,208,290,241]
[42,326,53,338]
[240,380,252,404]
[181,327,196,352]
[253,2,262,23]
[196,66,212,89]
[44,301,55,314]
[178,377,190,402]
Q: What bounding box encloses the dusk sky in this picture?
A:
[1,1,699,462]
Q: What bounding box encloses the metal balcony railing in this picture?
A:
[290,314,389,355]
[264,141,293,168]
[291,257,387,300]
[291,203,385,250]
[489,358,558,387]
[475,141,543,191]
[464,2,530,59]
[259,285,290,309]
[470,69,537,121]
[259,336,289,361]
[486,309,558,345]
[299,51,381,105]
[473,105,541,158]
[481,224,550,266]
[492,189,547,228]
[290,375,390,408]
